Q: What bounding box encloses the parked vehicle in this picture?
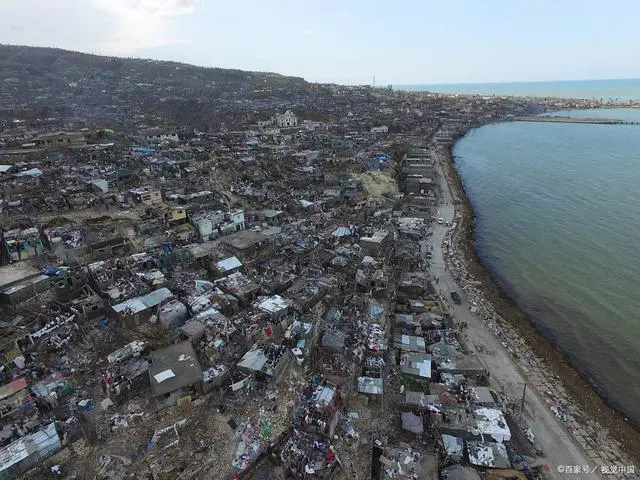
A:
[450,291,462,304]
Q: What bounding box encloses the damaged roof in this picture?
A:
[149,342,202,397]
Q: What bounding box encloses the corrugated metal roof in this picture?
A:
[257,295,289,314]
[0,423,59,473]
[112,287,173,314]
[0,378,27,401]
[216,256,242,272]
[357,376,383,395]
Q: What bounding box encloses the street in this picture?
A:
[424,143,600,480]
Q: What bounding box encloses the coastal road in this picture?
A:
[425,143,601,480]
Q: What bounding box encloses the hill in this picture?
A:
[0,45,311,128]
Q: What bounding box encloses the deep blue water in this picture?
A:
[397,79,640,102]
[453,108,640,425]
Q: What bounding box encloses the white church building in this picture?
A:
[274,110,298,128]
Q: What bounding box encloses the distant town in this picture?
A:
[0,45,636,480]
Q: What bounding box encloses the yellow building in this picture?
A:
[37,132,86,150]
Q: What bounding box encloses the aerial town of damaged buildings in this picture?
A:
[0,47,605,479]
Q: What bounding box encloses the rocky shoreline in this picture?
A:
[439,132,640,471]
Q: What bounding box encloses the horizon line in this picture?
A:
[2,44,638,88]
[391,77,640,87]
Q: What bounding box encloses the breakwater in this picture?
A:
[513,115,640,125]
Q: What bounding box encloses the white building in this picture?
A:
[275,110,298,128]
[256,120,273,129]
[370,126,389,134]
[145,132,179,143]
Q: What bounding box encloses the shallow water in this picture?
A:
[453,108,640,424]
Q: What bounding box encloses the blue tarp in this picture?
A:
[42,266,61,276]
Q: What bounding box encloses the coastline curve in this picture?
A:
[442,123,640,462]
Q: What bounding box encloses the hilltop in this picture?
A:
[0,45,311,128]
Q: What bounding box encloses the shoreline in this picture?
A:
[440,128,640,464]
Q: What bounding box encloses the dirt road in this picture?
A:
[425,142,601,479]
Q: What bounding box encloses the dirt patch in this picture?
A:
[354,172,397,200]
[442,142,640,462]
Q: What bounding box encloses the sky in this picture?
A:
[1,0,639,85]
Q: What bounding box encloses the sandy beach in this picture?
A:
[428,130,639,478]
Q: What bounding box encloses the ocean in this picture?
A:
[396,78,640,102]
[452,108,640,425]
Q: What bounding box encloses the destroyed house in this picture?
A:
[237,343,291,381]
[437,355,488,381]
[88,235,129,257]
[260,269,297,295]
[0,265,51,307]
[0,422,62,479]
[216,272,259,303]
[36,131,86,149]
[294,381,340,437]
[201,365,230,393]
[394,313,420,332]
[396,217,426,238]
[357,376,383,395]
[467,441,511,469]
[434,406,511,443]
[321,330,346,352]
[2,227,46,263]
[149,342,203,409]
[221,229,268,259]
[179,320,206,344]
[292,277,336,313]
[256,295,291,319]
[284,319,315,353]
[397,272,428,296]
[470,386,497,407]
[192,210,245,241]
[259,209,284,226]
[42,225,87,260]
[0,326,33,378]
[190,308,236,340]
[404,298,443,315]
[0,377,31,417]
[393,333,426,353]
[400,353,432,380]
[375,446,438,480]
[278,429,340,478]
[158,299,188,330]
[359,229,391,257]
[356,268,387,298]
[61,284,105,322]
[108,341,147,364]
[341,179,361,200]
[111,287,174,327]
[214,256,242,276]
[129,187,162,205]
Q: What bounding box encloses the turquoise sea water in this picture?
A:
[397,79,640,102]
[453,108,640,425]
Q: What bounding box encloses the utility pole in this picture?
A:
[520,383,527,415]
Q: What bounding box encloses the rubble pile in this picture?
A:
[1,74,636,480]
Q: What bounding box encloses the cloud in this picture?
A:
[91,0,201,54]
[299,29,314,36]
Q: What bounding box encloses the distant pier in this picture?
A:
[513,115,640,125]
